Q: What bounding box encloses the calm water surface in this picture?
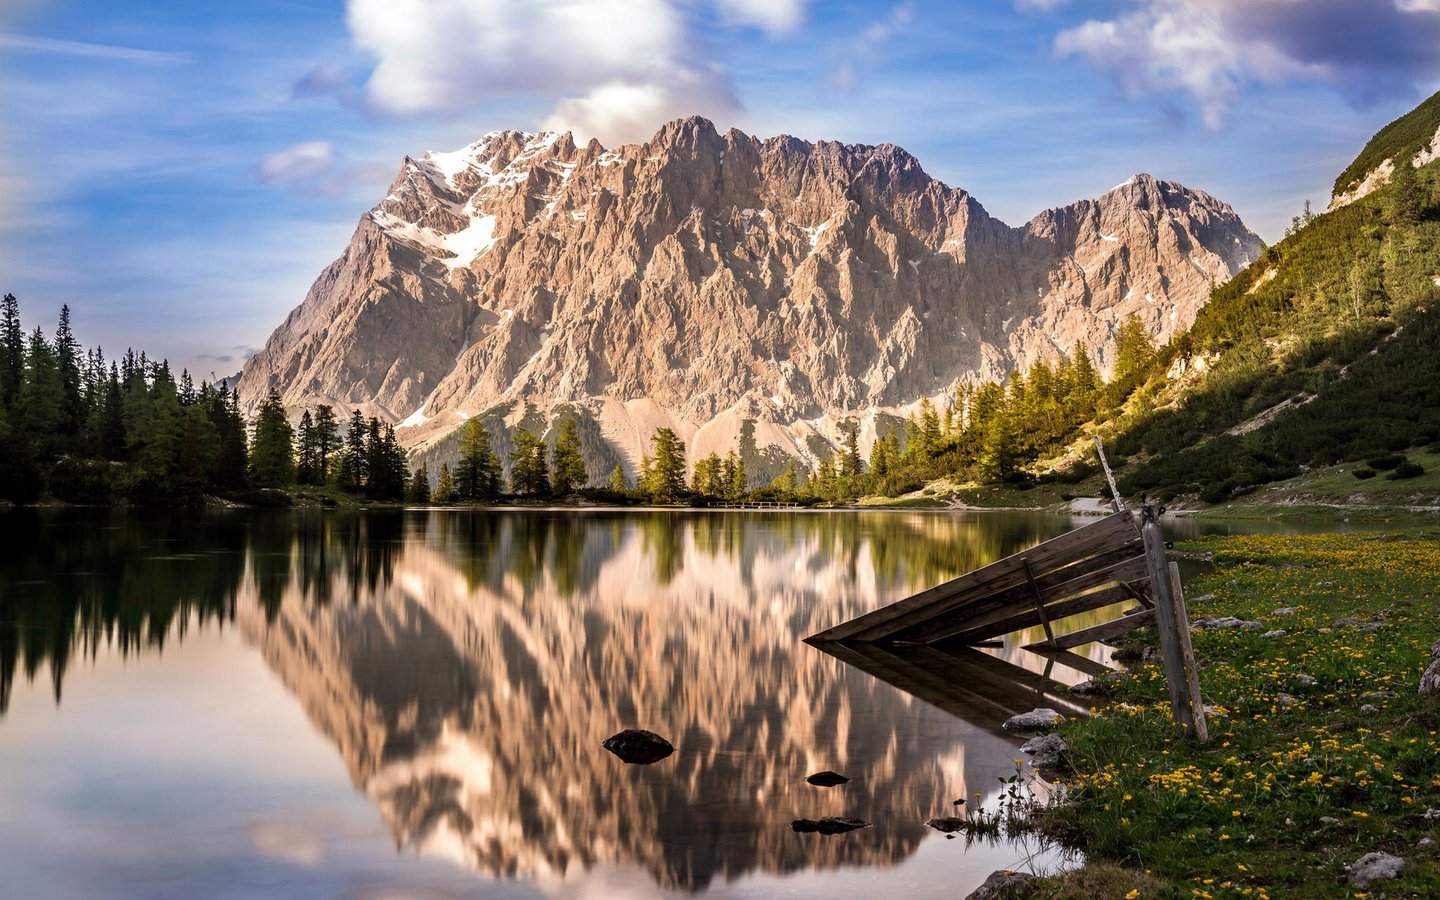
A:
[0,509,1298,898]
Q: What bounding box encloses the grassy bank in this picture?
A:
[1033,531,1440,897]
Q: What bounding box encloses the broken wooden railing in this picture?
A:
[808,443,1208,740]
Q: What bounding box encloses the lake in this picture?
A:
[0,508,1292,898]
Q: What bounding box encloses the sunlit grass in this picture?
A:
[1035,531,1440,897]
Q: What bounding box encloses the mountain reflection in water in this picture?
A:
[0,509,1116,894]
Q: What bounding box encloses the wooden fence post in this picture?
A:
[1140,502,1208,741]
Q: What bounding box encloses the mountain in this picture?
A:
[237,117,1260,473]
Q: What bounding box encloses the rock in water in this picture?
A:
[791,816,871,835]
[1002,708,1064,732]
[1345,851,1405,888]
[1019,733,1068,769]
[925,817,968,833]
[602,729,674,765]
[964,870,1036,899]
[805,770,850,787]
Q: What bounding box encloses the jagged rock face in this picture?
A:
[238,117,1261,460]
[1330,122,1440,210]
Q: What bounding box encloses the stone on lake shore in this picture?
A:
[1262,629,1287,638]
[1345,851,1405,888]
[791,816,870,835]
[1192,616,1263,630]
[1002,708,1064,732]
[926,816,968,833]
[805,770,851,787]
[964,870,1036,899]
[602,729,675,765]
[1020,733,1068,769]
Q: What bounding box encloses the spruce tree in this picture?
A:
[20,327,64,456]
[457,417,501,500]
[1391,158,1423,229]
[642,428,686,500]
[433,462,457,502]
[724,449,744,500]
[406,464,431,503]
[607,463,628,492]
[338,410,368,492]
[53,305,84,445]
[0,293,23,411]
[295,410,318,485]
[249,390,295,488]
[509,426,551,497]
[549,417,587,495]
[312,405,339,484]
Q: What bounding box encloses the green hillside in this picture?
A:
[1334,88,1440,197]
[1105,92,1440,505]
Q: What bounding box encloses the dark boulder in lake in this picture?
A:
[806,770,850,787]
[791,816,871,834]
[602,729,675,765]
[925,816,967,833]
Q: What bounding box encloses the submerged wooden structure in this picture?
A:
[809,442,1209,740]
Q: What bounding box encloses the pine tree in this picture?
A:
[509,426,551,497]
[457,417,501,500]
[338,410,368,492]
[639,428,686,501]
[723,449,743,500]
[406,464,431,503]
[98,364,126,461]
[840,424,863,480]
[433,462,457,502]
[692,452,721,496]
[608,463,629,492]
[312,405,340,484]
[20,327,64,456]
[0,293,23,411]
[53,305,84,445]
[295,410,318,485]
[249,390,295,487]
[549,417,588,495]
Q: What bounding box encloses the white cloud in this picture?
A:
[256,141,395,194]
[713,0,810,35]
[542,71,739,146]
[1054,0,1440,129]
[343,0,753,145]
[258,141,338,183]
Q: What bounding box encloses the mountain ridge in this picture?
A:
[237,117,1261,476]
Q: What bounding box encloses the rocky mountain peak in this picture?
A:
[238,118,1261,474]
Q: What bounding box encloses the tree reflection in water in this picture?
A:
[0,509,1106,892]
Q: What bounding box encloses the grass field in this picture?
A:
[1032,531,1440,897]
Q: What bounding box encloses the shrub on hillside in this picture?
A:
[1386,461,1425,480]
[1366,453,1406,470]
[1352,467,1378,480]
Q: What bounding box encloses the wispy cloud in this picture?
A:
[1053,0,1440,129]
[0,32,190,64]
[827,2,915,94]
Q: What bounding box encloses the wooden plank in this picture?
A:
[895,554,1150,644]
[811,512,1139,642]
[1169,560,1209,742]
[1023,558,1057,648]
[1024,608,1156,651]
[942,582,1140,644]
[1025,646,1114,679]
[1142,507,1206,742]
[881,540,1145,644]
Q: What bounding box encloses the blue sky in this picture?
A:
[2,0,1439,379]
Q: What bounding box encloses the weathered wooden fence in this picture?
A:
[808,442,1208,740]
